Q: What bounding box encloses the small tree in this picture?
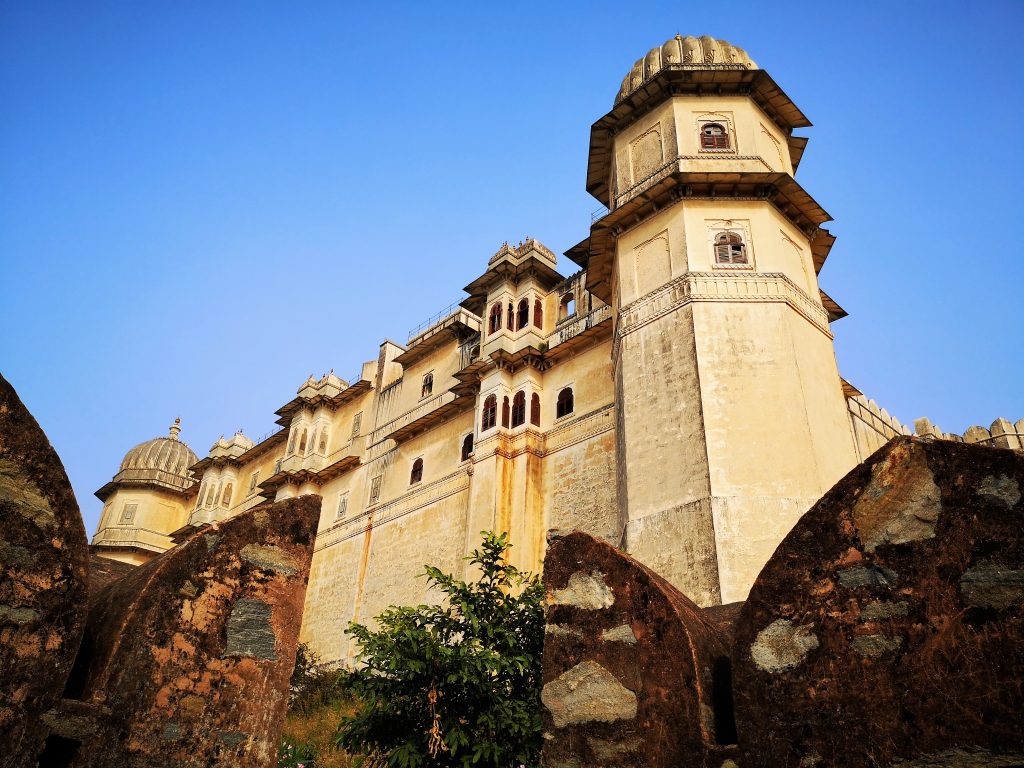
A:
[336,532,544,768]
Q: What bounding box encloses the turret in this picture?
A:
[568,35,858,605]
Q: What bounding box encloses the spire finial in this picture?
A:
[169,417,181,441]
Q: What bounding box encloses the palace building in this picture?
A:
[89,35,941,664]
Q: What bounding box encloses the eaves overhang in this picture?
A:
[568,170,834,303]
[819,288,848,322]
[274,379,372,426]
[460,259,566,315]
[586,68,812,206]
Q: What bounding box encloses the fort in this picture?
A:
[86,34,1022,667]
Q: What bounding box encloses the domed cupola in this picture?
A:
[96,419,198,501]
[615,35,757,105]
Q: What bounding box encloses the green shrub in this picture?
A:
[336,532,544,767]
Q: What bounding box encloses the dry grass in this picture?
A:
[281,698,360,768]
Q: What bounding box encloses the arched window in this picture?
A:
[482,395,497,431]
[299,428,308,454]
[421,372,433,398]
[559,294,576,322]
[714,231,748,265]
[489,303,503,334]
[556,387,574,419]
[410,458,423,485]
[287,430,296,455]
[318,428,328,453]
[511,391,526,427]
[205,482,216,507]
[700,122,730,150]
[221,482,233,508]
[533,299,543,329]
[506,302,515,330]
[530,393,541,426]
[517,299,529,330]
[461,433,474,462]
[501,396,510,428]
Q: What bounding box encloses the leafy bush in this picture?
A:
[336,532,544,767]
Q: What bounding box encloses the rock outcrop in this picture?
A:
[732,437,1024,767]
[0,374,90,767]
[541,530,736,768]
[62,495,320,768]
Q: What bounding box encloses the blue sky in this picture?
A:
[2,1,1022,535]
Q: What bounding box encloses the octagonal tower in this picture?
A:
[568,35,858,604]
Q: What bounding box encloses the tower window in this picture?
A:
[489,303,503,334]
[511,391,526,427]
[248,470,260,493]
[221,482,233,508]
[461,433,474,462]
[421,372,433,398]
[351,411,362,438]
[506,302,515,330]
[714,231,748,265]
[530,392,541,426]
[559,294,576,322]
[318,427,329,453]
[556,387,575,419]
[482,394,498,431]
[337,493,349,519]
[700,122,730,150]
[517,299,529,331]
[298,428,308,454]
[120,502,138,524]
[410,458,423,485]
[501,396,510,428]
[287,430,296,455]
[533,299,543,329]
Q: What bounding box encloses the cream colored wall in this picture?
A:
[612,95,795,206]
[92,486,191,563]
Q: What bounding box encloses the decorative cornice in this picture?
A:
[613,271,832,364]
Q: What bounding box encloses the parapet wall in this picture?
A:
[847,390,1023,459]
[914,416,1024,450]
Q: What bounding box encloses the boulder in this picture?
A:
[64,495,321,768]
[541,530,735,768]
[732,437,1024,767]
[0,374,90,767]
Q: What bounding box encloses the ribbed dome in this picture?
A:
[118,419,198,481]
[615,35,757,105]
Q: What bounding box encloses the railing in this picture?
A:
[91,525,172,551]
[591,205,609,222]
[407,300,466,342]
[552,304,613,346]
[252,425,285,445]
[369,390,456,445]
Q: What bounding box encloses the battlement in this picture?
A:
[914,416,1024,450]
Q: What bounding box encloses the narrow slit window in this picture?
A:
[461,433,474,462]
[489,303,503,334]
[506,302,515,330]
[530,393,541,426]
[501,396,510,428]
[517,299,529,330]
[511,391,526,427]
[556,387,574,419]
[533,299,543,329]
[410,458,423,485]
[482,395,497,431]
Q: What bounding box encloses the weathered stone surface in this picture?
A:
[541,530,735,768]
[0,374,90,767]
[733,438,1024,767]
[64,495,320,768]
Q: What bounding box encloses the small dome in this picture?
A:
[615,35,757,106]
[118,419,198,482]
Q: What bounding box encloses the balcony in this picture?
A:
[91,525,174,554]
[546,304,613,359]
[369,390,470,445]
[396,304,482,367]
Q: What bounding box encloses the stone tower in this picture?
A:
[567,35,858,605]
